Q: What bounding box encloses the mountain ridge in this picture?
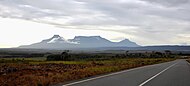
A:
[19,35,140,49]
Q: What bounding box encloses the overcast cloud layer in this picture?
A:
[0,0,190,45]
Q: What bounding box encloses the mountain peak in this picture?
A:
[52,35,61,38]
[41,35,66,44]
[121,39,130,42]
[118,39,140,47]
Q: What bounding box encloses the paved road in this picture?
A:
[62,59,190,86]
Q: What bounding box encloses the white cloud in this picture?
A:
[0,0,190,47]
[0,17,129,47]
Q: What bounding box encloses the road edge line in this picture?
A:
[62,66,144,86]
[186,60,190,65]
[138,62,178,86]
[62,61,175,86]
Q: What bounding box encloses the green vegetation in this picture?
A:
[45,50,177,62]
[47,51,69,61]
[0,57,46,61]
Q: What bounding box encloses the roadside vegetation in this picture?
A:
[0,50,181,86]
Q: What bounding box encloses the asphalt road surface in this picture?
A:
[62,59,190,86]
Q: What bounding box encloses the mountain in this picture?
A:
[41,35,67,43]
[98,45,190,51]
[116,39,139,47]
[19,35,140,49]
[69,36,114,48]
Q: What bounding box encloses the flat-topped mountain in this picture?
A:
[19,35,140,49]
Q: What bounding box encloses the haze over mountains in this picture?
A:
[19,35,140,49]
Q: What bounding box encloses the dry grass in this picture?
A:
[0,58,175,86]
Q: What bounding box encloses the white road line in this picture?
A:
[187,60,190,65]
[62,61,175,86]
[139,62,178,86]
[62,66,144,86]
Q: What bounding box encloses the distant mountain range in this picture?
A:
[98,46,190,51]
[19,35,140,49]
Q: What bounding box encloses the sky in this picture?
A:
[0,0,190,48]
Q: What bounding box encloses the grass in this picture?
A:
[0,57,175,86]
[0,57,46,61]
[29,61,88,65]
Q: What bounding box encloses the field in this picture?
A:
[0,57,175,86]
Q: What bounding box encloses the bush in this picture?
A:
[47,52,70,61]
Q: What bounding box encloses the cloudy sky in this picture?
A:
[0,0,190,48]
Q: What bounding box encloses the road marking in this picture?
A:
[62,61,175,86]
[139,62,178,86]
[62,66,144,86]
[186,60,190,65]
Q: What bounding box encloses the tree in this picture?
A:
[125,51,129,56]
[165,50,171,54]
[61,51,69,61]
[46,50,70,61]
[165,50,172,57]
